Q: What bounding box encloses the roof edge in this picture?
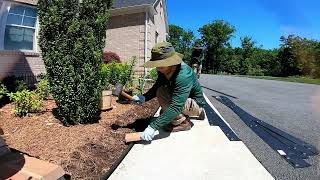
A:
[109,4,153,16]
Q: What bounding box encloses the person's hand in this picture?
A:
[141,125,159,141]
[132,95,145,103]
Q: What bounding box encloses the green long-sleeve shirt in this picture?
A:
[143,62,206,130]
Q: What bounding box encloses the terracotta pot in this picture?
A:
[100,90,113,110]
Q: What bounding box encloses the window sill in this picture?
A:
[0,50,41,57]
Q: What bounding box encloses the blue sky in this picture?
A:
[167,0,320,49]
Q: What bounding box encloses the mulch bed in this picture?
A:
[0,97,158,179]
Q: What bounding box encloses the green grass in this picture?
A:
[240,75,320,85]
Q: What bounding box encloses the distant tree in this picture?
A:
[277,35,301,77]
[220,46,240,74]
[239,36,256,74]
[199,20,236,73]
[168,24,195,63]
[255,49,281,76]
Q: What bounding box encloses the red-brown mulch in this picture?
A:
[0,97,158,179]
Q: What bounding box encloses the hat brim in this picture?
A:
[142,52,183,68]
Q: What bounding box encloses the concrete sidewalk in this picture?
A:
[108,95,274,180]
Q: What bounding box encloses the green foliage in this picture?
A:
[168,24,195,63]
[168,21,320,79]
[35,79,50,100]
[149,68,158,81]
[7,90,43,117]
[38,0,111,124]
[278,35,320,78]
[101,56,136,89]
[199,20,236,73]
[14,80,29,92]
[0,84,7,100]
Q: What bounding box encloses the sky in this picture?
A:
[166,0,320,49]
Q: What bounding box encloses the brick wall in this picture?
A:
[1,1,168,78]
[0,51,44,83]
[105,12,146,75]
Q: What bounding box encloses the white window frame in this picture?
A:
[0,1,39,52]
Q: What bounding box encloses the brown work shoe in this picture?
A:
[197,108,205,120]
[163,119,194,133]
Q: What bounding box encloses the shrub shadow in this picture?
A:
[52,107,102,126]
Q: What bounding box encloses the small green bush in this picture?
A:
[14,80,29,92]
[1,76,29,92]
[0,84,7,100]
[7,90,43,116]
[149,68,158,81]
[101,63,111,90]
[101,56,136,88]
[35,79,50,100]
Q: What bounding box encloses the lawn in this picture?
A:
[241,75,320,85]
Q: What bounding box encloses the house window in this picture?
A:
[0,2,38,51]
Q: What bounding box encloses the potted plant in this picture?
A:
[100,65,113,110]
[101,85,113,110]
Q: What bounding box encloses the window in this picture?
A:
[0,2,38,51]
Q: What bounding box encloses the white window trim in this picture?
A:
[0,1,39,53]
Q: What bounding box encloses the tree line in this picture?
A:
[168,20,320,78]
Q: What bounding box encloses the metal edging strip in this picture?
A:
[203,94,240,141]
[214,96,317,168]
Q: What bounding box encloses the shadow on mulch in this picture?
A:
[111,117,152,132]
[0,97,10,109]
[52,107,102,126]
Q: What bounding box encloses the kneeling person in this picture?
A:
[133,42,206,141]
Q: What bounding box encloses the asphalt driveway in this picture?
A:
[200,75,320,180]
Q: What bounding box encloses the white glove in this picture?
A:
[141,125,159,141]
[132,95,140,101]
[132,95,145,103]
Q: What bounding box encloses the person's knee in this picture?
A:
[183,98,201,116]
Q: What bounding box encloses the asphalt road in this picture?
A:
[200,75,320,180]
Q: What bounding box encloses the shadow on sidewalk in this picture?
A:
[0,135,26,179]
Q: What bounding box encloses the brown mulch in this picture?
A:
[0,97,158,179]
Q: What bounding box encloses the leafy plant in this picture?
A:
[14,80,29,92]
[38,0,112,124]
[101,56,136,89]
[0,84,7,100]
[35,79,50,100]
[149,68,158,81]
[7,90,43,116]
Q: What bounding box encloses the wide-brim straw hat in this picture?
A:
[143,42,183,68]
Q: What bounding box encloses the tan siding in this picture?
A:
[105,12,145,75]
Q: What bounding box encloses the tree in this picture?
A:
[255,49,281,76]
[199,20,236,73]
[38,0,112,125]
[239,36,256,74]
[277,35,301,77]
[168,24,195,63]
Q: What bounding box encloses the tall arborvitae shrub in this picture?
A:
[38,0,112,125]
